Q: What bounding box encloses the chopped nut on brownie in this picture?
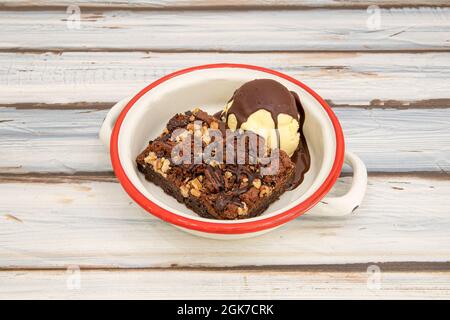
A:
[259,185,272,198]
[190,188,201,198]
[252,178,262,189]
[180,185,190,198]
[161,158,171,173]
[144,152,157,164]
[237,202,249,216]
[136,109,295,220]
[190,178,203,190]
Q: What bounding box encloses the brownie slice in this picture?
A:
[136,108,295,220]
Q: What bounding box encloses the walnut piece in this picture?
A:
[252,178,261,189]
[161,158,171,173]
[154,158,162,170]
[190,188,201,197]
[180,185,189,198]
[190,178,203,190]
[144,152,157,164]
[259,185,272,198]
[237,203,248,216]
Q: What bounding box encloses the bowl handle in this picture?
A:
[99,98,131,150]
[308,151,367,217]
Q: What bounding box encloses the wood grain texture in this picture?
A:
[0,174,449,268]
[0,1,448,301]
[1,269,450,299]
[0,8,449,51]
[2,51,450,105]
[1,1,450,9]
[1,107,448,174]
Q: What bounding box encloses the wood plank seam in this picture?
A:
[1,3,450,11]
[0,172,448,184]
[3,49,450,54]
[2,100,450,110]
[1,261,450,273]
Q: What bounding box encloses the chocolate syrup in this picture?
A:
[288,91,311,190]
[220,79,311,190]
[213,110,223,119]
[225,79,298,128]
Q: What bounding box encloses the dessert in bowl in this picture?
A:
[99,64,367,239]
[136,107,297,220]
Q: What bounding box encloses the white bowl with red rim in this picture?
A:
[99,63,367,239]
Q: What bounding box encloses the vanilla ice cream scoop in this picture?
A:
[221,79,301,157]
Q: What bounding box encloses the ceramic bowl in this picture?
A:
[99,64,367,239]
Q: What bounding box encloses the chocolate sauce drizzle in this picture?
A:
[220,79,311,190]
[288,91,311,190]
[225,79,299,129]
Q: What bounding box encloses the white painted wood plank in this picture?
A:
[2,1,449,9]
[1,269,449,299]
[0,8,449,51]
[0,175,449,268]
[0,108,109,173]
[0,108,448,173]
[1,51,450,105]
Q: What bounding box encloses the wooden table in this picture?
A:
[0,0,449,299]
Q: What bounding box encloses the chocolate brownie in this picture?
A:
[136,108,295,220]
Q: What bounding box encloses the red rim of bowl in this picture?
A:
[110,63,345,234]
